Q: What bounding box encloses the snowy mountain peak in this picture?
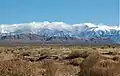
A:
[0,22,120,44]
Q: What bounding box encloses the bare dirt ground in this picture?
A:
[0,44,120,76]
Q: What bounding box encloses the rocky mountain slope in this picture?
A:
[0,22,119,44]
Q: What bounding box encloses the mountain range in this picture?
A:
[0,22,119,45]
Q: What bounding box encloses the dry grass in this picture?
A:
[79,52,120,76]
[0,45,120,76]
[0,59,40,76]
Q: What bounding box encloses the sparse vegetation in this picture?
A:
[0,45,120,76]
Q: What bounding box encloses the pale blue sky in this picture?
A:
[0,0,119,25]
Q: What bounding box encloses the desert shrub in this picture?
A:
[92,47,97,50]
[66,51,81,59]
[68,58,84,66]
[64,51,90,59]
[90,59,120,76]
[100,46,105,49]
[112,55,120,61]
[41,60,57,76]
[79,52,100,76]
[0,59,40,76]
[102,51,118,55]
[20,51,31,56]
[78,52,120,76]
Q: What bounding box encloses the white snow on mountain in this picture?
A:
[0,21,119,44]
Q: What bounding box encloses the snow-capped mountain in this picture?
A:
[0,22,119,44]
